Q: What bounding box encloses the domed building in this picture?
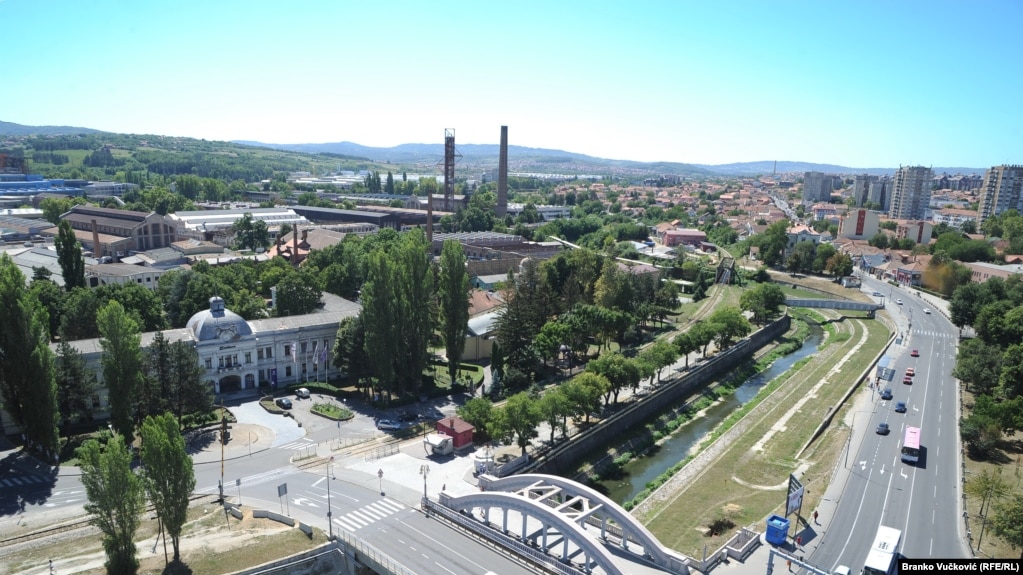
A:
[17,292,362,432]
[186,296,259,393]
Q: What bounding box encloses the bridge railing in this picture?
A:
[425,498,586,575]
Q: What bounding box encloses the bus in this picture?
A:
[901,426,921,463]
[862,526,902,575]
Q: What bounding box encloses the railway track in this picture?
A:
[0,493,219,550]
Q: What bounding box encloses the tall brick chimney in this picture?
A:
[496,125,508,218]
[292,227,299,266]
[91,219,101,258]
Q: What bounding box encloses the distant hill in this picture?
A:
[697,161,986,177]
[4,121,985,178]
[235,140,715,176]
[0,120,103,136]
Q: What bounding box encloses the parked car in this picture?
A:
[275,398,293,409]
[903,376,913,385]
[906,368,915,376]
[876,422,890,435]
[296,387,310,399]
[397,410,418,423]
[896,299,903,305]
[376,419,400,430]
[910,349,919,357]
[895,401,907,413]
[880,387,894,400]
[872,291,884,297]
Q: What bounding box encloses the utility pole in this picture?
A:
[327,456,334,539]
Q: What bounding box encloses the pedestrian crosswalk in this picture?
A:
[276,438,316,450]
[908,330,956,339]
[332,498,405,532]
[0,474,51,488]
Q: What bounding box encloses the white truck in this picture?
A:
[424,433,453,456]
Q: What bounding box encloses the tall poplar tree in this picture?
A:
[438,240,470,387]
[55,336,99,434]
[361,249,398,397]
[98,301,143,442]
[141,413,195,564]
[78,437,145,574]
[55,219,86,291]
[394,230,434,395]
[0,255,60,458]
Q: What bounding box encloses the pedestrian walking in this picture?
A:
[796,535,802,547]
[813,510,819,524]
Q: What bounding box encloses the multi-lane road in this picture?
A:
[812,276,971,569]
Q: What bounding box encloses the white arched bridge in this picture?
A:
[436,473,691,575]
[785,297,883,316]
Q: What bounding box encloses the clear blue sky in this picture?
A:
[2,0,1020,168]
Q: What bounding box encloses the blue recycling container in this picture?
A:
[765,515,790,546]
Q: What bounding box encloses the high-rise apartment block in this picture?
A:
[803,171,838,203]
[978,165,1023,226]
[888,166,933,220]
[853,175,878,207]
[868,176,890,211]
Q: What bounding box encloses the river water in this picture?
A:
[595,324,825,504]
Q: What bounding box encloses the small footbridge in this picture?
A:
[785,298,883,317]
[437,473,690,575]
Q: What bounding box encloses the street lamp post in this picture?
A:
[420,464,430,515]
[326,456,334,539]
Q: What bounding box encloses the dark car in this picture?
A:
[397,410,418,423]
[895,401,907,413]
[876,422,890,435]
[880,388,894,400]
[275,397,293,409]
[903,376,913,385]
[910,349,919,357]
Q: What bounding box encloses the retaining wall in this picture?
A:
[525,315,791,476]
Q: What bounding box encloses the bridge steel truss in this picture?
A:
[441,473,691,575]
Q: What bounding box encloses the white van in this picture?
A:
[295,387,310,399]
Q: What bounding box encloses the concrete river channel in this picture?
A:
[595,324,825,505]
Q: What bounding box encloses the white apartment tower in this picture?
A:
[978,165,1023,226]
[888,166,933,220]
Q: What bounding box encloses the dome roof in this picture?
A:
[186,296,253,343]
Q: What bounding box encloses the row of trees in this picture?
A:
[1,252,213,459]
[331,233,471,399]
[79,412,196,573]
[460,303,757,453]
[950,273,1023,553]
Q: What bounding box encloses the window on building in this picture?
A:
[311,341,318,352]
[91,395,101,409]
[301,342,307,354]
[245,352,252,364]
[266,346,273,358]
[219,357,225,368]
[233,354,239,365]
[257,348,264,360]
[205,358,212,369]
[285,366,292,377]
[284,344,291,357]
[302,363,307,374]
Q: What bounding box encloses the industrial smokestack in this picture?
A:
[292,226,299,266]
[90,219,101,259]
[497,126,508,218]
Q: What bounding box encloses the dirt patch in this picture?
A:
[2,503,322,575]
